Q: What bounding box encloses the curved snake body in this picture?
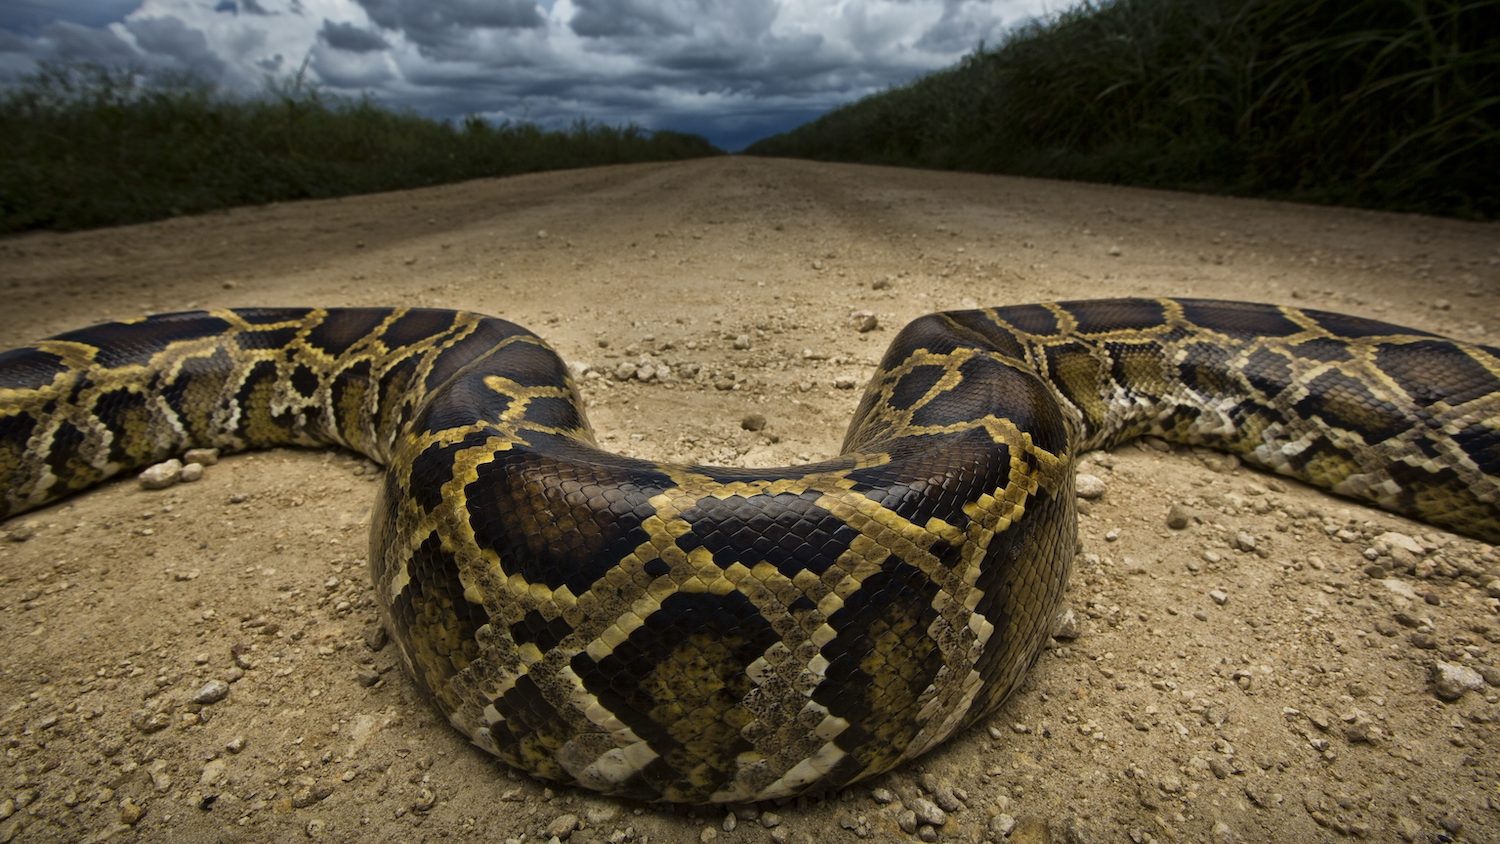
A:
[0,298,1496,803]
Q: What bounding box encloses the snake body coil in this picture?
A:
[0,298,1496,802]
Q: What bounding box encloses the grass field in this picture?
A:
[0,64,721,234]
[745,0,1498,219]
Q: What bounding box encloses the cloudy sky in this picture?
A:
[0,0,1053,149]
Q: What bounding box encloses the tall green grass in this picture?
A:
[745,0,1498,219]
[0,63,722,233]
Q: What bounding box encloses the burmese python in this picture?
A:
[0,298,1496,803]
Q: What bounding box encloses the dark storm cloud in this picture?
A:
[0,0,141,36]
[320,19,389,52]
[356,0,543,51]
[20,20,140,67]
[126,16,228,81]
[214,0,275,15]
[571,0,778,44]
[570,0,692,38]
[0,0,1035,150]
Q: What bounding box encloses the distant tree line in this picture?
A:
[745,0,1498,219]
[0,63,722,233]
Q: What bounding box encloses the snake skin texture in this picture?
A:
[0,298,1496,803]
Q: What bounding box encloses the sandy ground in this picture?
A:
[0,158,1497,843]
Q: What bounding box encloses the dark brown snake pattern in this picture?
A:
[0,298,1496,803]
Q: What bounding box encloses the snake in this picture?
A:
[0,298,1496,803]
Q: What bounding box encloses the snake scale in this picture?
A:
[0,297,1496,803]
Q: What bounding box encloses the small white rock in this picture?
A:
[1052,607,1081,640]
[193,679,231,705]
[908,797,946,827]
[848,310,879,333]
[1376,531,1424,557]
[1431,662,1485,701]
[1075,473,1107,500]
[139,459,183,490]
[180,462,205,483]
[200,758,227,786]
[1209,589,1229,606]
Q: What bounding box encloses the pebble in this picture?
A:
[200,759,227,786]
[1376,531,1424,557]
[1344,721,1375,744]
[1409,632,1438,650]
[1166,503,1193,529]
[184,448,220,466]
[1209,589,1229,606]
[741,414,767,432]
[848,310,879,332]
[180,462,205,482]
[119,797,146,826]
[834,376,857,390]
[292,785,332,808]
[870,787,895,804]
[139,459,183,490]
[909,796,946,826]
[193,679,231,705]
[1074,473,1106,500]
[1431,662,1485,701]
[364,625,389,651]
[1008,816,1050,843]
[1107,245,1123,256]
[919,773,963,812]
[733,335,751,350]
[133,711,171,734]
[612,362,636,381]
[1052,607,1081,640]
[546,813,580,840]
[1478,665,1500,687]
[872,278,892,290]
[226,736,247,754]
[1233,531,1257,552]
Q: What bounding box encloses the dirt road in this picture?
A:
[1,158,1496,842]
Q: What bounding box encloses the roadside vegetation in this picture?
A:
[0,64,721,233]
[745,0,1497,219]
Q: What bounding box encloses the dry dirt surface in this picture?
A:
[0,158,1497,844]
